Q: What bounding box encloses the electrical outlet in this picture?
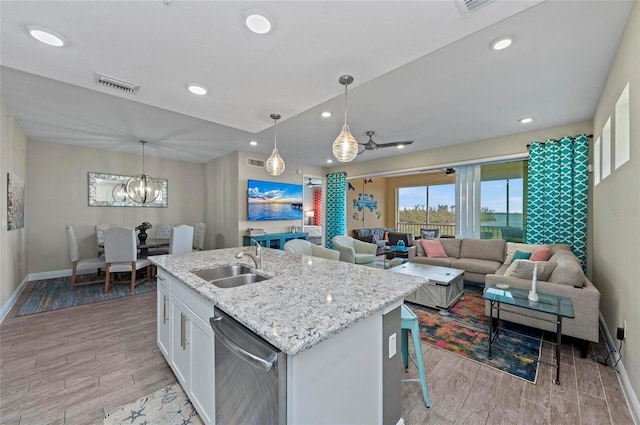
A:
[617,326,625,341]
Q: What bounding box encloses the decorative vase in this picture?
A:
[138,229,148,244]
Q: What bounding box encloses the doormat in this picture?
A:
[17,275,156,316]
[104,382,202,425]
[409,284,543,383]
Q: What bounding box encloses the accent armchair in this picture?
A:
[283,239,340,260]
[331,235,377,265]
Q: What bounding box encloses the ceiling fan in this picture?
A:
[359,131,414,154]
[306,178,322,187]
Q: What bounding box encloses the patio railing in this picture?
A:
[395,223,524,241]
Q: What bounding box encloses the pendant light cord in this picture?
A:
[273,117,278,148]
[343,84,348,126]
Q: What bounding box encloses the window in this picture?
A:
[602,117,611,179]
[480,161,526,241]
[397,184,455,237]
[615,83,630,169]
[594,137,601,186]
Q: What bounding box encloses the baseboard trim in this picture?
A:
[0,269,86,323]
[600,313,640,424]
[28,268,74,281]
[0,275,29,323]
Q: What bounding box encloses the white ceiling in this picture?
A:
[0,1,634,166]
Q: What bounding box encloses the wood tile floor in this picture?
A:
[0,281,635,424]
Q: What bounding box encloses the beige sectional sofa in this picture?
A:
[408,238,601,355]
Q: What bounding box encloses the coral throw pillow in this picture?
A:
[530,245,551,262]
[420,238,448,258]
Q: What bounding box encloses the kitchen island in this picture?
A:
[150,247,426,425]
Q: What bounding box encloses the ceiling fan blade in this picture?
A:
[376,140,414,148]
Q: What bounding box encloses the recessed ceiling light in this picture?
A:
[326,159,333,164]
[187,84,207,95]
[490,36,514,51]
[244,10,272,34]
[27,25,67,47]
[321,111,331,118]
[397,145,405,149]
[249,140,258,146]
[519,117,533,124]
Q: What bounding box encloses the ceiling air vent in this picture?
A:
[95,73,140,94]
[247,158,265,168]
[455,0,495,14]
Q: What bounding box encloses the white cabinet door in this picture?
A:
[188,313,215,425]
[156,277,171,361]
[171,296,191,390]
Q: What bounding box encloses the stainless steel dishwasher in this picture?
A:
[210,307,286,424]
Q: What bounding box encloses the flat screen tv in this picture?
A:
[247,179,303,221]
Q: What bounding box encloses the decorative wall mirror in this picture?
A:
[88,172,168,207]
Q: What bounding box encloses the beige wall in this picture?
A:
[592,2,640,408]
[346,177,387,235]
[206,150,328,248]
[26,140,205,274]
[1,100,28,307]
[205,151,240,249]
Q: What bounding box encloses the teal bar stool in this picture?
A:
[401,304,430,407]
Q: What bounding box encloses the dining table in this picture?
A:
[137,238,170,258]
[99,238,170,258]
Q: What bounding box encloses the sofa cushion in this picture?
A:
[504,260,557,281]
[530,245,551,262]
[513,250,532,261]
[420,239,447,258]
[504,242,543,265]
[460,238,505,263]
[440,238,462,258]
[548,250,585,287]
[494,264,510,276]
[450,258,502,275]
[412,256,453,267]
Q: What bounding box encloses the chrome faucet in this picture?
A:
[235,239,263,270]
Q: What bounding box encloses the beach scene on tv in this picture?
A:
[248,180,304,221]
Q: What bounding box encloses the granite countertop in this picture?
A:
[150,247,426,355]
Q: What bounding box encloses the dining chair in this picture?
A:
[147,223,172,255]
[193,222,206,251]
[170,224,194,254]
[66,226,106,288]
[155,223,173,239]
[95,223,112,256]
[103,227,152,293]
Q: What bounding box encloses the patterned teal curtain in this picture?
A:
[326,172,347,249]
[526,135,589,270]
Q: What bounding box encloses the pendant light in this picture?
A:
[126,140,161,204]
[332,75,359,162]
[265,113,285,176]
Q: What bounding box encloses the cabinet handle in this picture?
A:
[163,295,168,324]
[180,312,187,350]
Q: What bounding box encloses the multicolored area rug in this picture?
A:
[408,284,543,383]
[104,382,202,425]
[17,275,156,316]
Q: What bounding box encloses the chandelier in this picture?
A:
[126,140,160,204]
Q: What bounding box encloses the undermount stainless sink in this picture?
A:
[193,264,270,288]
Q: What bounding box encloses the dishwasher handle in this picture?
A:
[210,315,277,373]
